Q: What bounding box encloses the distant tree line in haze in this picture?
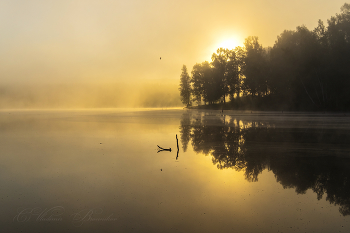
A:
[179,3,350,111]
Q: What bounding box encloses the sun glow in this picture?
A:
[204,35,244,60]
[215,36,242,50]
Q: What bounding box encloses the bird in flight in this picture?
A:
[160,57,161,60]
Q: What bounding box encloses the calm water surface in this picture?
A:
[1,109,350,233]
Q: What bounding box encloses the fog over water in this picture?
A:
[0,82,182,109]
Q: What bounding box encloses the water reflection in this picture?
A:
[180,111,350,215]
[2,109,350,232]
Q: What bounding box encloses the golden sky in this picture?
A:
[0,0,347,85]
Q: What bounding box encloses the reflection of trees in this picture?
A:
[179,112,350,215]
[270,156,350,216]
[180,112,267,181]
[179,112,191,152]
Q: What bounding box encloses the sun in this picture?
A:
[215,37,241,50]
[204,34,243,60]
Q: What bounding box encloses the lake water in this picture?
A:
[1,109,350,233]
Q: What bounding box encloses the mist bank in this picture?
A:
[0,82,182,109]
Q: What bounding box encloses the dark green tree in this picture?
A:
[269,26,328,110]
[191,61,220,105]
[191,63,205,104]
[227,47,244,100]
[211,48,229,103]
[201,61,221,104]
[242,36,269,97]
[210,48,244,104]
[325,3,350,110]
[179,65,192,107]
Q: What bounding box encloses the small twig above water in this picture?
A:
[157,145,171,153]
[176,134,179,160]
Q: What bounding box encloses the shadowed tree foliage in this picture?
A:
[228,46,245,100]
[191,61,221,105]
[211,48,229,104]
[189,49,244,106]
[180,3,350,111]
[212,48,244,103]
[269,26,327,109]
[243,36,269,97]
[325,3,350,110]
[190,63,204,105]
[179,65,192,107]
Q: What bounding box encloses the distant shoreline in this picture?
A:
[187,103,349,113]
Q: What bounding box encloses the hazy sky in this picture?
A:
[0,0,347,85]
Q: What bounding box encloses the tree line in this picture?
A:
[179,3,350,111]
